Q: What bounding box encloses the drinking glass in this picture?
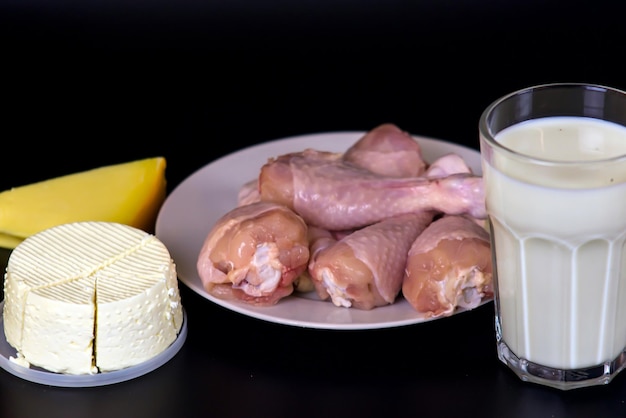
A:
[479,83,626,390]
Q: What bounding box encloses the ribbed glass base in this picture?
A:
[496,336,626,390]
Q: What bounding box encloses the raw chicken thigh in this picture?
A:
[197,201,310,305]
[402,215,492,317]
[258,149,485,230]
[308,211,435,310]
[342,123,427,177]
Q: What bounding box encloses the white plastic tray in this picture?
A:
[0,301,187,387]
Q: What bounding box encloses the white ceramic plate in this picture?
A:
[0,302,187,387]
[156,131,491,330]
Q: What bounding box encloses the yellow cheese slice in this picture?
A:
[0,232,23,249]
[0,157,167,248]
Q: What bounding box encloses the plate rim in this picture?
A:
[156,130,491,330]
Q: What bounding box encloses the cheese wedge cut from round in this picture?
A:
[0,157,167,248]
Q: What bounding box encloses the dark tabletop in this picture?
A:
[2,1,626,417]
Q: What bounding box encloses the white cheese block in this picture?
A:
[2,221,183,375]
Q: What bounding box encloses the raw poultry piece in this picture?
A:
[292,225,339,293]
[425,153,473,178]
[197,201,310,305]
[402,215,492,318]
[258,149,485,230]
[425,153,487,227]
[342,123,427,177]
[308,211,435,310]
[237,123,426,206]
[306,225,338,273]
[237,178,260,206]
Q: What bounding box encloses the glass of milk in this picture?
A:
[479,83,626,390]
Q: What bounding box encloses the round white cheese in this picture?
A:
[2,221,183,374]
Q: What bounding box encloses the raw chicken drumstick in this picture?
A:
[402,215,492,317]
[342,123,427,177]
[237,122,428,207]
[308,211,436,310]
[197,201,310,306]
[258,149,485,230]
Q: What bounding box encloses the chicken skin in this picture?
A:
[197,201,310,305]
[308,211,435,310]
[342,123,427,177]
[425,153,473,178]
[402,215,492,317]
[258,149,485,230]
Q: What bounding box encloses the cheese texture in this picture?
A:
[0,157,167,249]
[2,221,183,375]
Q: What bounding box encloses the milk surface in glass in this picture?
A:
[484,116,626,370]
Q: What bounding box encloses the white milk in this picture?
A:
[483,116,626,369]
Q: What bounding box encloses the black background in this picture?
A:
[3,0,625,191]
[1,1,626,417]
